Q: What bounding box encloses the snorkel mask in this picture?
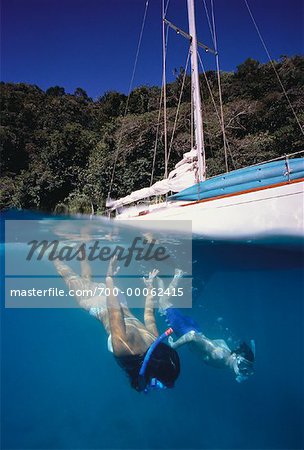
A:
[232,339,255,383]
[146,378,167,391]
[138,328,173,393]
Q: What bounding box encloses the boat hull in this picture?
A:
[116,179,304,239]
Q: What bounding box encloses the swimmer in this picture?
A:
[151,269,255,383]
[52,253,180,392]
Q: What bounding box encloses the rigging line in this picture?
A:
[164,0,170,17]
[197,53,221,127]
[197,51,236,169]
[243,0,304,137]
[162,0,168,179]
[224,138,236,169]
[167,47,191,164]
[151,24,169,186]
[107,0,150,200]
[150,89,163,186]
[202,0,215,46]
[202,0,229,170]
[211,0,228,172]
[202,0,235,169]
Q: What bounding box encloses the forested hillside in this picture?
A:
[1,56,303,213]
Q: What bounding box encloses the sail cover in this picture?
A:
[107,149,198,210]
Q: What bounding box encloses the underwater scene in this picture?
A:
[1,210,303,450]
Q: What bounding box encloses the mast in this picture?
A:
[187,0,206,181]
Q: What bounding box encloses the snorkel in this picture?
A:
[138,328,174,393]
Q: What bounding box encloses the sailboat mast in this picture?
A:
[187,0,206,181]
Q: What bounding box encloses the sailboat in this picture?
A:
[107,0,304,239]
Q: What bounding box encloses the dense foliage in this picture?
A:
[1,56,303,213]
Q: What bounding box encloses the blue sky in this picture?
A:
[1,0,303,99]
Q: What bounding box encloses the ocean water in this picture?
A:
[1,210,303,450]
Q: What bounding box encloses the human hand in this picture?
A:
[174,268,184,278]
[143,269,159,287]
[168,336,175,347]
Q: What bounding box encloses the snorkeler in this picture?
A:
[152,269,255,383]
[52,254,180,392]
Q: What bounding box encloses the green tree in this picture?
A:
[46,86,66,96]
[1,56,303,213]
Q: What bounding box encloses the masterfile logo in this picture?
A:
[4,218,193,309]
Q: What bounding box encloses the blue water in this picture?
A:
[1,211,304,449]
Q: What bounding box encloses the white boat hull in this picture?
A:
[116,180,304,239]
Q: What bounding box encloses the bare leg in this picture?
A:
[53,259,113,336]
[143,269,159,337]
[53,259,91,309]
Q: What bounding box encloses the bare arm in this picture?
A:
[106,276,129,355]
[168,330,197,349]
[143,270,159,337]
[106,258,128,355]
[158,268,183,311]
[169,331,217,353]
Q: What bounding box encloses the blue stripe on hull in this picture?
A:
[170,158,304,202]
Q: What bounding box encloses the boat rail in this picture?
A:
[206,150,304,183]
